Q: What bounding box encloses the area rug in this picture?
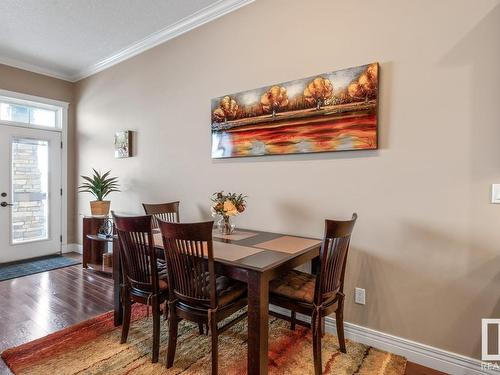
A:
[1,306,406,374]
[0,255,80,282]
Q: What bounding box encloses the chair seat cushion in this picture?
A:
[158,278,168,291]
[216,275,247,307]
[270,269,316,304]
[157,259,168,278]
[157,260,169,291]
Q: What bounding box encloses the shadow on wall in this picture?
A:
[438,1,500,359]
[344,2,500,360]
[196,202,215,221]
[346,214,500,359]
[457,254,500,359]
[275,200,318,231]
[211,148,380,164]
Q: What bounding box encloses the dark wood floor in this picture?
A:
[0,253,113,374]
[0,253,444,374]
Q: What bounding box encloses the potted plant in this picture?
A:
[78,169,120,216]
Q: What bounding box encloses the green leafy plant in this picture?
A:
[78,169,120,201]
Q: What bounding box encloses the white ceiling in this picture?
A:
[0,0,252,82]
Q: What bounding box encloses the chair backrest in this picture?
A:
[156,220,217,308]
[142,201,180,228]
[315,213,358,305]
[112,212,159,295]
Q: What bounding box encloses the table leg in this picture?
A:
[113,237,123,326]
[247,271,269,375]
[311,255,320,275]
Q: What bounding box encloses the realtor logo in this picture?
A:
[483,319,500,361]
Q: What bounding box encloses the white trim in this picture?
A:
[0,56,73,82]
[0,0,254,82]
[60,105,68,255]
[0,121,62,133]
[0,89,69,109]
[72,0,254,81]
[0,88,69,257]
[270,306,495,375]
[62,243,82,254]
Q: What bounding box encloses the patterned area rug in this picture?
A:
[0,255,80,282]
[1,306,406,374]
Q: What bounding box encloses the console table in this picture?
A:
[82,216,116,278]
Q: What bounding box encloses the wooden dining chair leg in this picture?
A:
[336,308,346,353]
[164,301,169,321]
[152,299,161,363]
[290,310,296,330]
[210,318,219,375]
[198,322,205,335]
[166,313,179,368]
[120,292,132,344]
[312,314,322,375]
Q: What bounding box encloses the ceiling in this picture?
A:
[0,0,252,82]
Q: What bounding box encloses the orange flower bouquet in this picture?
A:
[211,191,247,234]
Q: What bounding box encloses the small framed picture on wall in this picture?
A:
[114,130,132,158]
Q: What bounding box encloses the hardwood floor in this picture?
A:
[0,253,444,374]
[405,362,447,375]
[0,253,113,374]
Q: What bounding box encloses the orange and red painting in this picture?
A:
[211,63,378,158]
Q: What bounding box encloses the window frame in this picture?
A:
[0,91,66,132]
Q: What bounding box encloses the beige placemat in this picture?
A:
[212,230,259,241]
[254,236,321,254]
[213,242,264,261]
[153,233,264,262]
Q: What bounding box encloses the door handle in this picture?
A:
[0,202,14,207]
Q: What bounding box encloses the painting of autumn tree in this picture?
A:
[211,63,378,158]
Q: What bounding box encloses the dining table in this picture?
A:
[112,227,322,375]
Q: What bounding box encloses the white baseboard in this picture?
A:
[62,243,82,254]
[270,306,493,375]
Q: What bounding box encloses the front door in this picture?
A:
[0,124,62,263]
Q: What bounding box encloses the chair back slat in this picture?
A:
[142,201,180,228]
[113,213,159,294]
[157,221,216,307]
[316,213,357,304]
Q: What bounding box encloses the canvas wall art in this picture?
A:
[114,130,131,158]
[211,63,378,158]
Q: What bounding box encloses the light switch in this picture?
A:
[492,184,500,204]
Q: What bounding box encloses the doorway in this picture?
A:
[0,124,62,263]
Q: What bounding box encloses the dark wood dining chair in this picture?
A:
[156,220,248,374]
[112,212,168,363]
[269,213,358,375]
[142,201,180,228]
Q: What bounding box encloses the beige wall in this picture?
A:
[0,63,76,243]
[75,0,500,359]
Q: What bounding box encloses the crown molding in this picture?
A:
[71,0,254,82]
[0,0,254,83]
[0,56,73,81]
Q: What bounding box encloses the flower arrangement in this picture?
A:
[211,191,247,234]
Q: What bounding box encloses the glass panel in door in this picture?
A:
[11,138,49,244]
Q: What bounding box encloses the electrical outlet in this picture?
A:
[355,287,366,305]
